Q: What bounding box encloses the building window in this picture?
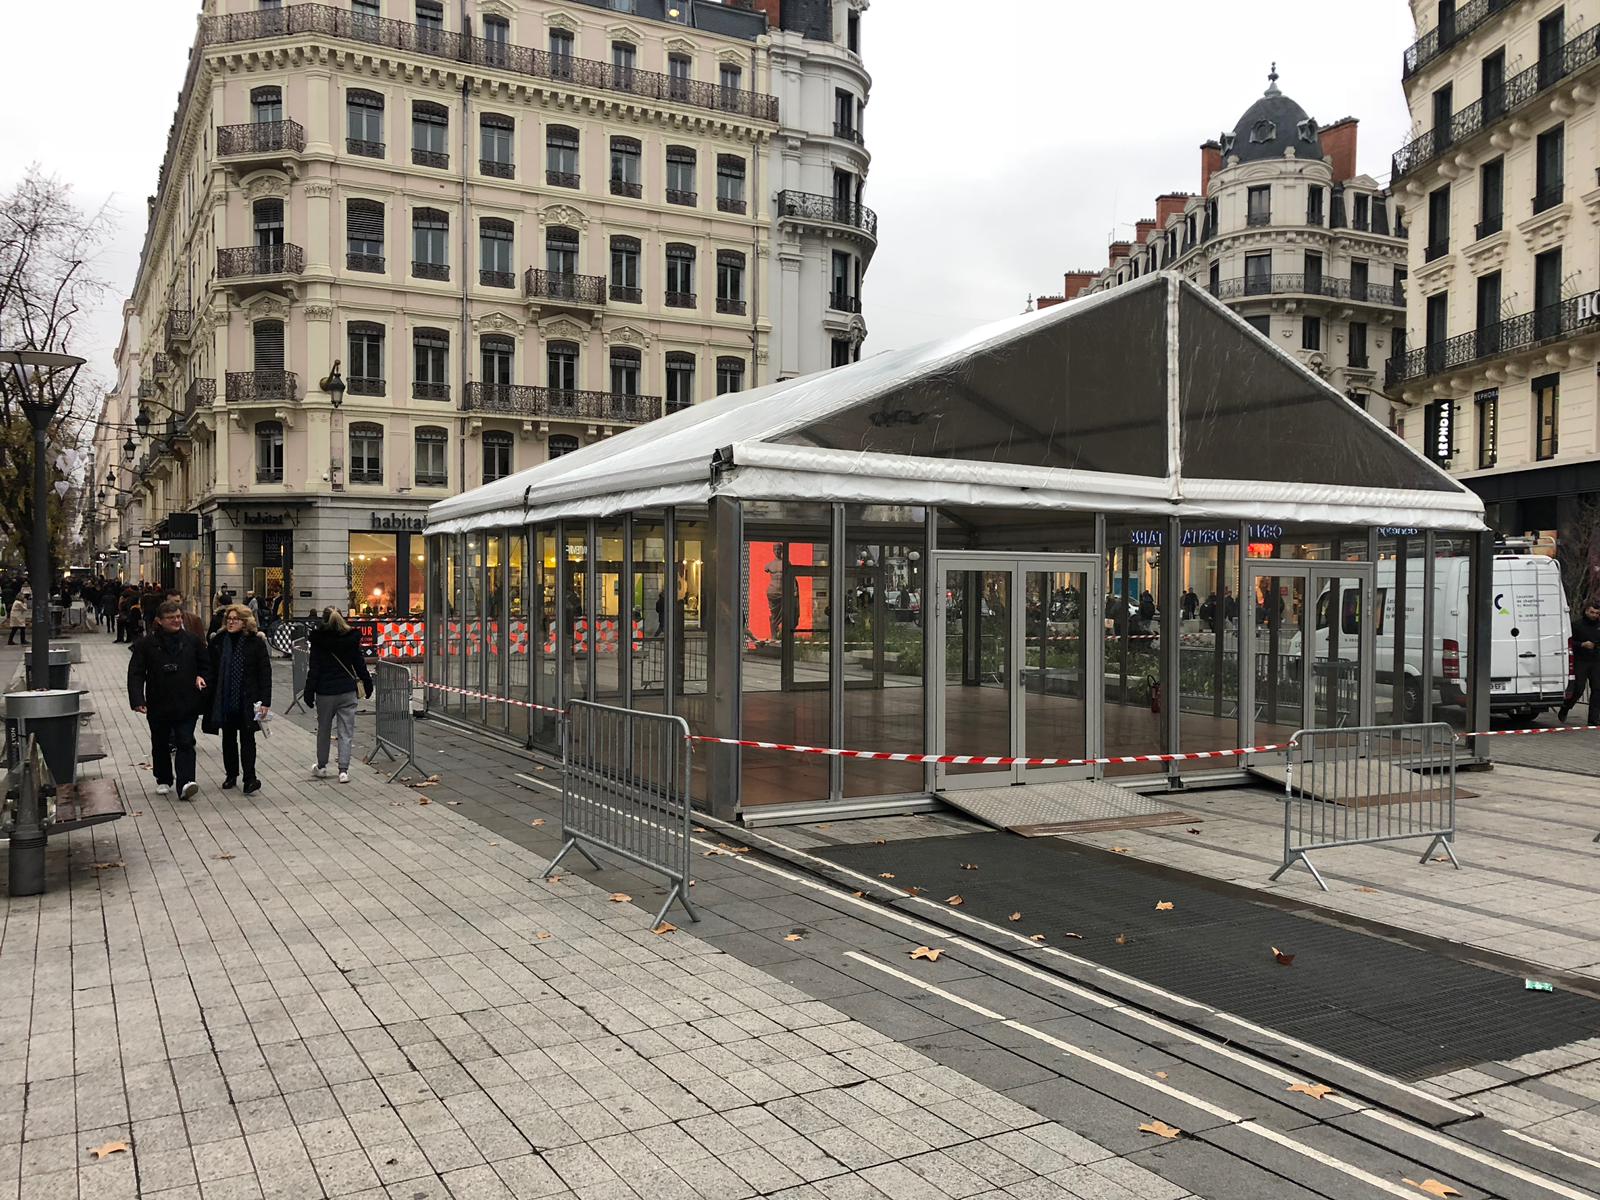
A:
[665,243,695,307]
[1349,322,1368,368]
[1478,157,1504,238]
[255,421,284,483]
[550,27,575,75]
[1301,316,1321,351]
[547,341,578,392]
[834,89,857,139]
[546,126,579,187]
[1534,373,1559,460]
[666,146,697,206]
[1349,259,1369,302]
[481,14,509,64]
[549,434,579,459]
[1246,185,1270,226]
[830,338,851,368]
[483,431,513,483]
[716,356,745,396]
[348,322,386,396]
[610,136,642,198]
[831,250,857,310]
[1426,184,1450,260]
[412,101,448,168]
[479,218,514,288]
[718,62,742,108]
[611,40,636,88]
[1245,314,1271,338]
[1207,260,1220,295]
[716,155,747,214]
[1535,123,1565,213]
[253,319,284,370]
[668,53,692,101]
[610,236,641,303]
[716,250,746,315]
[1306,186,1324,226]
[346,199,384,272]
[414,426,448,487]
[253,198,284,248]
[346,89,384,157]
[349,422,384,484]
[480,113,514,178]
[665,352,695,413]
[412,208,449,281]
[546,225,578,278]
[1352,193,1371,231]
[481,334,514,387]
[1303,251,1323,292]
[415,0,443,28]
[251,86,282,124]
[351,0,377,14]
[610,347,641,396]
[413,328,449,400]
[848,10,861,52]
[1476,388,1498,469]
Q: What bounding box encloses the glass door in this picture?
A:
[1021,561,1098,783]
[937,560,1014,788]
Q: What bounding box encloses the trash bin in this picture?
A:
[5,689,81,786]
[23,648,73,691]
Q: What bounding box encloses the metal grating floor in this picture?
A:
[818,832,1600,1081]
[939,778,1196,836]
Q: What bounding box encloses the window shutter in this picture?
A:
[253,321,285,371]
[349,200,384,243]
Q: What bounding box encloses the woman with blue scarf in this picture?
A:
[203,604,273,793]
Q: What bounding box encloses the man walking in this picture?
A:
[128,600,210,799]
[1560,598,1600,726]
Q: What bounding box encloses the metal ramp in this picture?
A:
[938,778,1197,837]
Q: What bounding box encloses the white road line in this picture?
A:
[1358,1111,1600,1200]
[1504,1130,1600,1174]
[514,772,560,792]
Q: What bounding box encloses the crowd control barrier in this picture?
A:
[1271,722,1458,891]
[365,660,421,782]
[544,700,698,927]
[286,640,311,714]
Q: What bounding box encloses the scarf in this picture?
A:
[215,632,248,724]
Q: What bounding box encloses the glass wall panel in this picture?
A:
[444,536,461,710]
[741,503,832,806]
[1433,535,1480,733]
[673,512,714,804]
[1375,535,1424,726]
[1175,527,1241,772]
[632,515,668,714]
[533,527,560,749]
[563,523,592,703]
[485,533,506,732]
[425,534,446,711]
[594,521,626,705]
[1250,570,1309,745]
[508,534,529,741]
[844,505,925,797]
[1104,522,1164,773]
[464,534,484,722]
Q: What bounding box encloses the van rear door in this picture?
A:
[1528,560,1569,696]
[1488,562,1517,695]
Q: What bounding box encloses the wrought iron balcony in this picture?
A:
[152,353,172,376]
[226,370,298,404]
[1246,210,1272,227]
[347,252,385,273]
[1306,210,1324,227]
[1475,214,1504,240]
[480,158,514,179]
[1394,26,1600,181]
[463,382,662,424]
[609,283,642,304]
[829,291,863,314]
[776,190,879,241]
[183,377,215,415]
[665,291,697,309]
[1208,273,1403,307]
[1403,0,1516,80]
[413,147,449,169]
[666,189,698,207]
[717,297,747,316]
[1425,240,1449,263]
[217,119,306,158]
[165,309,194,345]
[546,170,580,189]
[413,381,450,401]
[610,178,642,199]
[480,269,515,289]
[718,196,748,215]
[1386,294,1600,388]
[1533,184,1565,214]
[217,244,304,279]
[525,269,605,306]
[347,138,384,158]
[412,261,450,282]
[138,378,158,399]
[833,121,864,145]
[348,377,385,397]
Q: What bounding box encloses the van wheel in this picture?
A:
[1403,678,1424,722]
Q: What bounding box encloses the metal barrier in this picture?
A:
[285,639,311,714]
[365,660,421,782]
[545,700,698,927]
[1272,722,1458,891]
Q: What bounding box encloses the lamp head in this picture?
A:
[135,407,151,434]
[320,360,346,408]
[0,349,85,415]
[122,438,136,459]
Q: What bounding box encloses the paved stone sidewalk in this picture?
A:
[0,638,1200,1199]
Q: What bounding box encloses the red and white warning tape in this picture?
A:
[420,680,565,716]
[1462,722,1600,737]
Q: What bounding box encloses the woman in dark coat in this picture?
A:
[204,603,273,793]
[304,607,372,783]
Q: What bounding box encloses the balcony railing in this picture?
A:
[413,147,449,169]
[183,377,215,415]
[1246,210,1272,227]
[226,370,298,403]
[1208,274,1404,307]
[717,297,747,316]
[665,291,696,309]
[217,119,306,157]
[217,244,304,279]
[718,196,748,215]
[610,283,642,304]
[547,169,580,189]
[347,252,385,273]
[1394,26,1600,180]
[348,377,385,397]
[833,121,864,145]
[666,189,697,207]
[480,268,515,289]
[829,292,863,314]
[204,5,779,121]
[1403,0,1516,80]
[610,177,642,198]
[1386,294,1600,387]
[347,138,384,158]
[463,382,662,424]
[413,381,450,401]
[524,269,605,306]
[1533,183,1565,214]
[776,190,879,240]
[1475,214,1503,240]
[1425,240,1449,263]
[165,309,194,344]
[413,261,450,282]
[152,353,172,376]
[480,158,514,178]
[1306,210,1324,226]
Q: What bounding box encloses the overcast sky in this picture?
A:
[0,0,1417,382]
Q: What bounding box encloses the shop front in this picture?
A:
[425,275,1490,821]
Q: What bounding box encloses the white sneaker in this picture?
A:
[155,783,170,796]
[180,782,199,801]
[338,771,350,784]
[312,765,329,778]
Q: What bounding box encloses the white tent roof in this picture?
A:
[428,274,1484,534]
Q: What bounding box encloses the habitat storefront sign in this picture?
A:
[1126,524,1284,548]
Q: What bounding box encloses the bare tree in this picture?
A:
[1558,499,1600,616]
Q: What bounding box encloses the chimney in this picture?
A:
[1134,219,1157,245]
[1064,270,1098,299]
[748,0,781,25]
[1321,117,1359,183]
[1199,140,1223,193]
[1155,193,1192,227]
[1108,241,1132,268]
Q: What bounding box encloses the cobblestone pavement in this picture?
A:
[0,638,1203,1200]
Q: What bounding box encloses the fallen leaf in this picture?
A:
[1111,847,1130,855]
[1008,912,1022,922]
[412,780,439,789]
[535,931,552,940]
[131,810,143,817]
[851,890,866,898]
[92,861,123,871]
[909,946,943,962]
[1138,1120,1181,1139]
[1062,932,1084,940]
[425,773,441,782]
[878,872,896,879]
[546,875,563,885]
[1154,1071,1168,1079]
[213,854,236,862]
[651,922,677,936]
[783,932,805,942]
[693,826,709,834]
[417,797,431,806]
[1155,901,1174,911]
[488,842,499,847]
[946,895,964,907]
[1356,887,1378,894]
[873,838,886,846]
[1288,1082,1335,1100]
[1272,947,1296,966]
[1185,828,1201,835]
[608,893,632,903]
[1403,1181,1461,1198]
[1115,933,1128,946]
[905,886,924,896]
[87,1140,129,1160]
[530,818,545,827]
[1430,856,1450,863]
[1030,934,1047,942]
[960,863,978,871]
[815,823,832,830]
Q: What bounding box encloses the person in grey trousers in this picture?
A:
[302,607,373,783]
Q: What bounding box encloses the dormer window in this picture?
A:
[1297,117,1319,142]
[1249,119,1276,144]
[1220,133,1236,156]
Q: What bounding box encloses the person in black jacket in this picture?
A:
[203,604,272,793]
[1559,599,1600,725]
[304,607,373,783]
[127,601,211,799]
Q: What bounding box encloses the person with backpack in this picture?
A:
[303,607,373,784]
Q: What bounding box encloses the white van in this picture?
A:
[1308,552,1570,720]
